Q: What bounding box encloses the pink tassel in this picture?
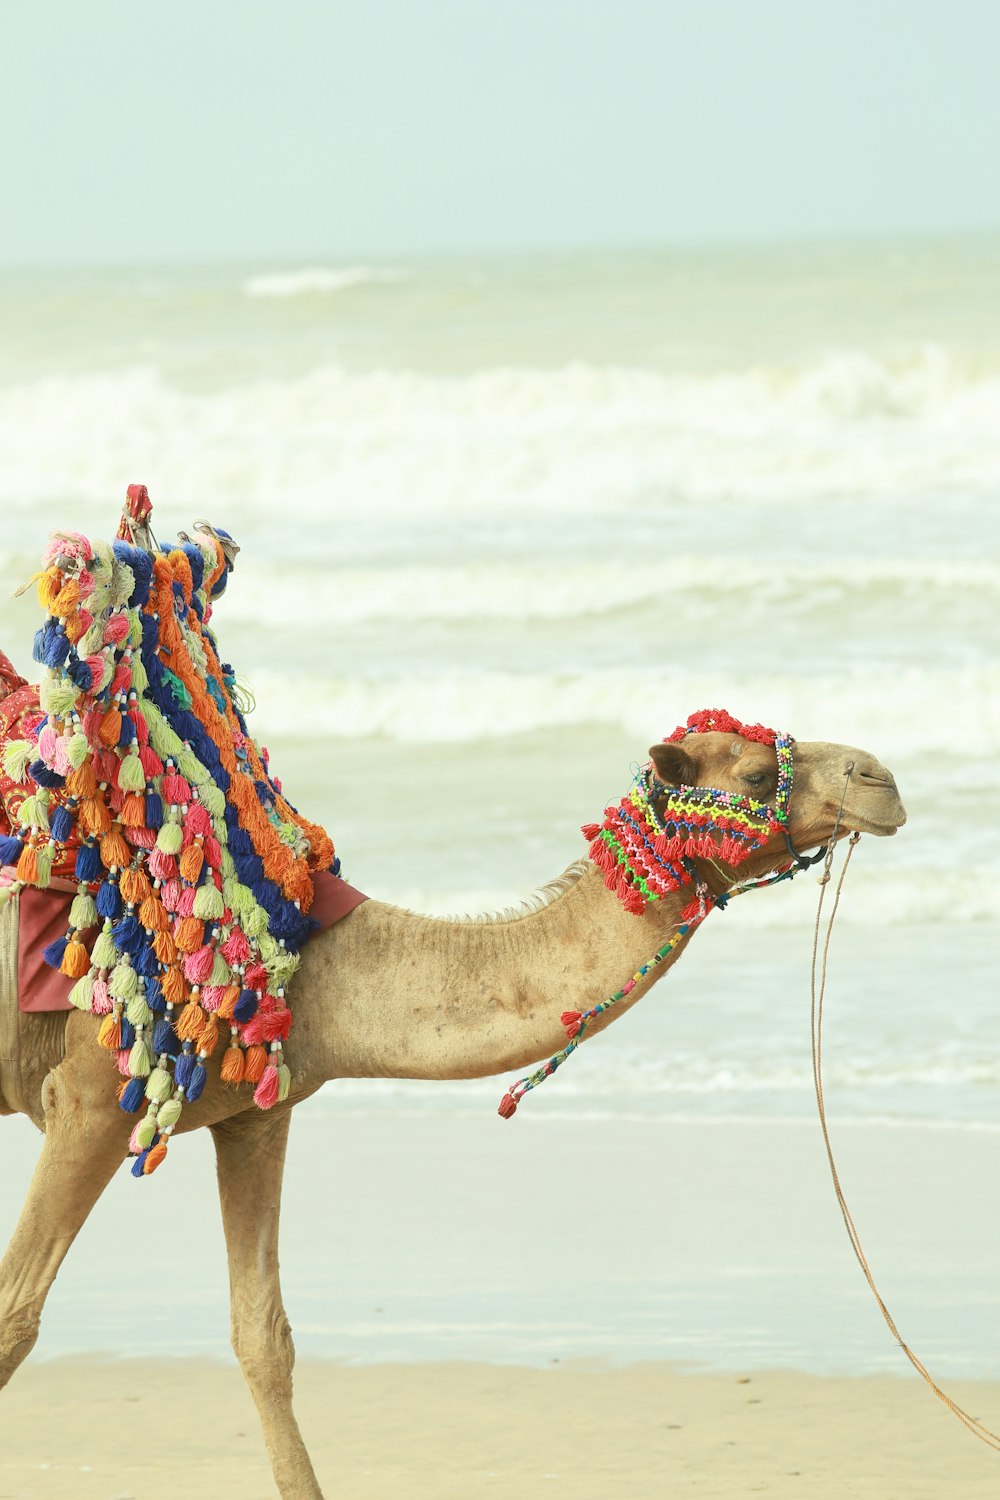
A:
[38,724,57,762]
[201,984,227,1012]
[124,824,156,849]
[128,1122,144,1154]
[148,849,177,881]
[184,945,215,985]
[116,1048,132,1076]
[241,1015,266,1046]
[103,614,129,645]
[139,744,164,778]
[91,978,112,1014]
[53,735,71,775]
[175,885,196,917]
[253,1064,280,1110]
[185,803,212,837]
[222,927,252,964]
[160,878,182,912]
[162,772,191,804]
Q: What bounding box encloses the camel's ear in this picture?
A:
[649,742,696,789]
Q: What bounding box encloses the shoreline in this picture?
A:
[5,1357,1000,1498]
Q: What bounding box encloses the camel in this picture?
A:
[0,725,905,1499]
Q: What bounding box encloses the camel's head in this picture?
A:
[583,707,905,913]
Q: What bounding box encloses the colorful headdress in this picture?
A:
[582,708,794,914]
[0,491,335,1175]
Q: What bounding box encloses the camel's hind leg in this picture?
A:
[212,1108,323,1500]
[0,1063,129,1389]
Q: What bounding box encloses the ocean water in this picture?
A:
[0,237,998,1136]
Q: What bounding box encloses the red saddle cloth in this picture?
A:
[16,871,368,1013]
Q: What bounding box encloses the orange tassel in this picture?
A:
[119,792,146,827]
[121,868,151,905]
[243,1043,267,1083]
[100,829,130,868]
[60,938,91,978]
[142,1141,168,1174]
[221,1045,245,1084]
[161,965,186,1005]
[173,916,204,954]
[217,984,241,1021]
[15,843,38,883]
[98,709,122,748]
[198,1015,220,1056]
[37,568,63,612]
[140,894,169,932]
[50,578,81,617]
[64,610,89,645]
[176,1000,205,1042]
[97,1014,121,1051]
[67,760,97,799]
[178,843,204,883]
[78,797,112,836]
[153,929,177,965]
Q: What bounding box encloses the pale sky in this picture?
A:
[2,0,996,264]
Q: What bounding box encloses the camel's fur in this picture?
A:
[0,731,905,1498]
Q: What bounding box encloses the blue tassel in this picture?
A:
[135,943,159,978]
[251,877,280,913]
[144,792,163,828]
[66,656,94,691]
[145,975,164,1012]
[117,714,136,749]
[96,880,122,919]
[140,613,159,654]
[152,1017,179,1055]
[49,803,76,844]
[31,626,48,665]
[186,1062,207,1103]
[42,935,69,970]
[131,1150,150,1176]
[0,834,24,866]
[75,841,102,882]
[233,989,258,1022]
[119,1018,136,1050]
[111,914,142,954]
[174,1052,195,1090]
[29,759,65,789]
[119,1076,145,1112]
[331,855,342,877]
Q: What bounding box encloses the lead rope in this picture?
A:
[812,806,1000,1451]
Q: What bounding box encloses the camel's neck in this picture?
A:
[291,864,708,1085]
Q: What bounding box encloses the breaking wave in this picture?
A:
[242,265,411,298]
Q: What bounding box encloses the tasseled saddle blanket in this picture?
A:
[0,491,364,1174]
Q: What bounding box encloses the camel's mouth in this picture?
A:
[840,798,907,838]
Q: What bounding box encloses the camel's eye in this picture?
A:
[741,771,768,789]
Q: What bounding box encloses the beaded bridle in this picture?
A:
[498,708,827,1118]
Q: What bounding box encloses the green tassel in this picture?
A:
[68,973,95,1011]
[176,747,204,782]
[145,1066,172,1104]
[34,845,53,889]
[277,1063,291,1102]
[135,1112,158,1149]
[17,793,50,832]
[109,960,138,1001]
[1,740,34,782]
[192,883,224,921]
[157,1097,183,1130]
[66,732,91,770]
[128,1037,151,1077]
[126,992,151,1027]
[91,924,118,969]
[199,784,227,818]
[127,608,142,647]
[69,890,98,930]
[209,952,231,986]
[41,680,81,718]
[117,748,145,792]
[130,655,149,694]
[155,820,183,854]
[244,904,268,940]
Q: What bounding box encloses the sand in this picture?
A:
[2,1356,1000,1499]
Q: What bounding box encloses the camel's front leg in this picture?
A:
[212,1108,323,1500]
[0,1062,129,1389]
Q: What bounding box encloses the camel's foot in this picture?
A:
[0,1313,40,1391]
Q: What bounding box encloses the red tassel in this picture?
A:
[253,1064,280,1110]
[497,1092,518,1119]
[561,1010,583,1038]
[580,822,602,842]
[622,886,646,915]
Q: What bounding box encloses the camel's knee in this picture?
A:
[0,1311,41,1389]
[233,1304,297,1392]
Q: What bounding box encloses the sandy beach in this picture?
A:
[3,1356,1000,1499]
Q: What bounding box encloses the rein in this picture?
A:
[812,813,1000,1451]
